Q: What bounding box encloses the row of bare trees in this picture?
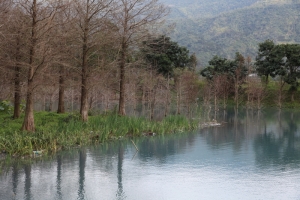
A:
[0,0,201,131]
[0,0,169,131]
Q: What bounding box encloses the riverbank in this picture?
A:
[0,112,199,157]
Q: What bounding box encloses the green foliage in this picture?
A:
[255,41,300,91]
[200,56,230,79]
[281,44,300,89]
[255,39,277,82]
[0,101,13,114]
[142,35,192,77]
[200,53,248,81]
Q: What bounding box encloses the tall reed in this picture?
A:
[0,112,201,156]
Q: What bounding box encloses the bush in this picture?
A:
[0,100,13,114]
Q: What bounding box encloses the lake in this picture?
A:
[1,108,300,200]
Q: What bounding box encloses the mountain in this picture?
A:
[163,0,259,19]
[160,0,300,66]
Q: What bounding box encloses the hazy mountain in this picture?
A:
[162,0,259,19]
[160,0,300,66]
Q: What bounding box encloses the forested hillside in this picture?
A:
[161,0,300,66]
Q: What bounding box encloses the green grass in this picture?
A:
[0,112,199,157]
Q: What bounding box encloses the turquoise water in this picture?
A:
[1,109,300,200]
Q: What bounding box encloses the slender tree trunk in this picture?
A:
[13,32,22,119]
[13,66,21,119]
[265,75,269,85]
[142,84,145,115]
[224,97,227,110]
[22,79,35,131]
[80,68,89,122]
[291,91,295,102]
[235,81,239,110]
[277,77,285,109]
[176,77,181,115]
[49,94,53,111]
[150,89,156,120]
[214,93,217,112]
[22,0,37,131]
[164,75,170,117]
[80,23,89,122]
[43,95,46,111]
[118,40,126,116]
[57,66,65,113]
[150,70,155,120]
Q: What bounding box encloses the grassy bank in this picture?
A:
[0,112,199,157]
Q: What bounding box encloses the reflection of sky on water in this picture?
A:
[1,109,300,199]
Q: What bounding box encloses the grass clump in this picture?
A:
[0,112,200,157]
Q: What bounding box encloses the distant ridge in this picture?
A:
[160,0,300,66]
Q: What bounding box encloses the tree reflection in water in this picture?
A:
[24,164,32,200]
[116,142,126,199]
[1,108,300,199]
[56,155,62,200]
[12,165,18,198]
[201,108,300,168]
[254,110,300,168]
[77,149,86,200]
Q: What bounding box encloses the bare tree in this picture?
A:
[246,77,265,110]
[113,0,168,115]
[275,76,286,109]
[0,0,11,28]
[180,71,199,117]
[1,4,30,118]
[14,0,66,131]
[174,68,183,115]
[201,81,213,121]
[55,2,73,114]
[71,0,114,121]
[234,53,246,109]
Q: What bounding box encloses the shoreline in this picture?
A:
[0,112,200,158]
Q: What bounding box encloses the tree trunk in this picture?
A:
[13,33,21,119]
[150,88,156,120]
[57,66,65,113]
[49,95,53,111]
[164,76,170,117]
[235,81,239,110]
[21,79,35,131]
[118,40,126,116]
[80,66,89,122]
[223,98,226,110]
[80,22,89,122]
[13,65,21,119]
[214,93,217,112]
[22,0,37,131]
[176,77,181,115]
[142,84,146,115]
[291,91,295,102]
[265,75,269,85]
[277,78,284,109]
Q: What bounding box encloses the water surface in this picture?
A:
[1,109,300,200]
